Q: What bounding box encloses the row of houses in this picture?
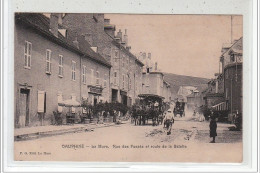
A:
[203,37,243,119]
[14,13,172,128]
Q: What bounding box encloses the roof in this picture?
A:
[105,32,144,66]
[15,13,111,68]
[104,24,116,30]
[149,71,164,76]
[221,37,243,57]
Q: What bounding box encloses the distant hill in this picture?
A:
[163,73,210,98]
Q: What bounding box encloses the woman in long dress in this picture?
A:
[209,116,217,143]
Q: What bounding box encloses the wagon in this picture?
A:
[173,101,185,117]
[132,94,165,126]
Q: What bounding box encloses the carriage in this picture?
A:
[173,100,185,117]
[132,94,166,126]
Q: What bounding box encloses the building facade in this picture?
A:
[62,14,144,106]
[139,52,172,103]
[221,38,243,115]
[15,13,111,128]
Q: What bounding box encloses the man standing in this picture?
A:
[163,109,175,135]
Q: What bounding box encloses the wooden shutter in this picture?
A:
[38,91,45,113]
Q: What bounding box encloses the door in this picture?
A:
[94,96,97,106]
[19,88,30,127]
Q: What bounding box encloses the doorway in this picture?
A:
[18,88,30,127]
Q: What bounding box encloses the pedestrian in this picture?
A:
[209,115,217,143]
[163,109,175,135]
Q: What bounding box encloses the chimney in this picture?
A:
[73,37,79,49]
[142,52,146,60]
[124,29,128,46]
[148,53,151,59]
[50,13,59,37]
[104,18,110,25]
[155,62,158,71]
[117,29,122,42]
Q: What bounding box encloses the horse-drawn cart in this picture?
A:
[132,94,166,126]
[173,100,185,117]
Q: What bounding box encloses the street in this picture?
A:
[14,113,242,162]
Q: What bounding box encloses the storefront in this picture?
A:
[120,90,127,106]
[88,85,103,105]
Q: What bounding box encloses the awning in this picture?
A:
[58,99,81,107]
[212,102,228,111]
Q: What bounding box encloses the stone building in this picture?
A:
[221,37,243,115]
[62,14,144,106]
[139,52,171,102]
[14,13,111,128]
[204,37,242,118]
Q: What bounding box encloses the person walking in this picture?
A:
[163,109,175,135]
[209,114,217,143]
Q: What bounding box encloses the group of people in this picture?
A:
[161,108,218,143]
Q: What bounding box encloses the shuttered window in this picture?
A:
[38,91,46,113]
[24,41,32,68]
[71,61,76,81]
[46,49,52,74]
[58,55,63,77]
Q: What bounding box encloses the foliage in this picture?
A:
[81,101,129,117]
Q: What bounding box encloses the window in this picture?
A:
[225,69,229,79]
[115,50,118,62]
[82,65,86,84]
[24,41,32,68]
[122,56,125,67]
[114,71,117,85]
[71,61,76,81]
[230,54,235,62]
[96,71,100,85]
[104,74,107,88]
[46,49,52,74]
[225,88,229,99]
[91,69,94,84]
[122,74,125,89]
[58,55,63,77]
[147,67,150,73]
[129,77,131,90]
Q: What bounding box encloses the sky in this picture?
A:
[105,14,243,79]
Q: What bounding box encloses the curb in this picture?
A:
[14,122,121,142]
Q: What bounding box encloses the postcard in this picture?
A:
[14,13,243,162]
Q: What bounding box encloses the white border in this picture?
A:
[2,0,258,172]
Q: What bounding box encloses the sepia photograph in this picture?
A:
[13,13,243,162]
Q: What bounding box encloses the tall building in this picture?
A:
[221,38,243,115]
[62,14,144,106]
[207,37,243,118]
[139,52,172,102]
[14,13,111,128]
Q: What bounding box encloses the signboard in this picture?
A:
[88,85,103,95]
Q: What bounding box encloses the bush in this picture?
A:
[81,102,129,117]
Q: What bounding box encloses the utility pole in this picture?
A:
[231,15,233,43]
